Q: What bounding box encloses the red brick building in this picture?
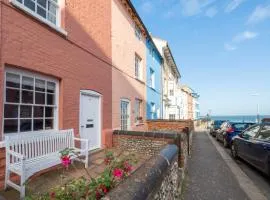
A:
[0,0,113,186]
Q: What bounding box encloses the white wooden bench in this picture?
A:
[4,129,89,199]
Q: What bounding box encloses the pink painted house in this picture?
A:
[111,0,148,131]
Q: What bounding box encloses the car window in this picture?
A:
[243,125,260,138]
[232,123,252,131]
[214,121,224,126]
[256,125,270,140]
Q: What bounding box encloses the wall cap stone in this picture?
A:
[104,144,179,200]
[113,130,182,139]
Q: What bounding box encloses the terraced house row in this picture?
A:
[0,0,199,188]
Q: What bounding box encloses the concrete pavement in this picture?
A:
[182,131,250,200]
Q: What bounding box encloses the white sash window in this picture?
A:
[3,68,59,134]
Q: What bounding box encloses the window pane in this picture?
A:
[6,89,20,103]
[20,105,32,118]
[47,82,55,93]
[257,125,270,140]
[45,107,53,117]
[35,92,45,104]
[4,104,18,118]
[22,76,34,90]
[16,0,23,3]
[6,73,20,88]
[24,0,35,11]
[20,119,32,132]
[48,1,57,15]
[22,90,33,104]
[34,119,44,131]
[48,13,56,24]
[4,119,18,133]
[35,79,45,92]
[47,93,55,105]
[34,106,44,118]
[45,119,53,129]
[37,6,46,18]
[37,0,46,8]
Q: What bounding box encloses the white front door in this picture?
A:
[80,91,101,151]
[120,100,130,130]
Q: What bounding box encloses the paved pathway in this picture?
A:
[182,132,249,200]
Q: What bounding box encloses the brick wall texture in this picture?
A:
[0,0,113,188]
[146,120,194,132]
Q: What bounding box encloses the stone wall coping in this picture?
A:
[113,130,183,139]
[104,144,179,200]
[146,119,193,122]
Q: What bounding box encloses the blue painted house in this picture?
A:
[146,37,163,119]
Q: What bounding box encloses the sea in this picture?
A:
[210,115,270,123]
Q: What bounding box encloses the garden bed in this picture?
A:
[0,148,151,200]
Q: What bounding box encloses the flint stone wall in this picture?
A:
[104,144,180,200]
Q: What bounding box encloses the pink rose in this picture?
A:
[61,156,71,168]
[113,168,124,179]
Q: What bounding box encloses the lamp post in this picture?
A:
[251,93,260,123]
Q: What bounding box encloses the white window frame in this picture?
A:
[169,114,176,120]
[120,99,130,131]
[2,67,59,135]
[135,24,142,40]
[135,54,143,81]
[150,102,156,119]
[169,89,174,96]
[135,99,143,123]
[150,68,155,89]
[10,0,67,36]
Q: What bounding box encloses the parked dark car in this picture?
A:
[210,120,226,137]
[231,123,270,176]
[222,122,255,147]
[215,121,230,141]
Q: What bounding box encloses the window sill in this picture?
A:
[135,122,144,126]
[0,141,5,148]
[135,78,145,84]
[10,0,67,37]
[150,87,156,91]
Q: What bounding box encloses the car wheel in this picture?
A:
[231,142,238,159]
[223,138,228,148]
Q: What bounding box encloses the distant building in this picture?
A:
[146,38,163,120]
[181,85,200,120]
[192,93,200,120]
[152,37,181,120]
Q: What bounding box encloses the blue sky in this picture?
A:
[132,0,270,116]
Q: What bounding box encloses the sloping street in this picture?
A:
[182,131,260,200]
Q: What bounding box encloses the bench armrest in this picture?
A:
[74,137,89,151]
[74,137,88,143]
[7,150,25,160]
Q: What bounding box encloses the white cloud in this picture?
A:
[233,31,258,43]
[205,7,218,18]
[225,0,246,13]
[180,0,216,16]
[141,1,154,14]
[224,43,237,51]
[247,5,270,24]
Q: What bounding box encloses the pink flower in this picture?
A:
[113,168,124,179]
[61,156,71,168]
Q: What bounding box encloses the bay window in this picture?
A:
[3,69,58,134]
